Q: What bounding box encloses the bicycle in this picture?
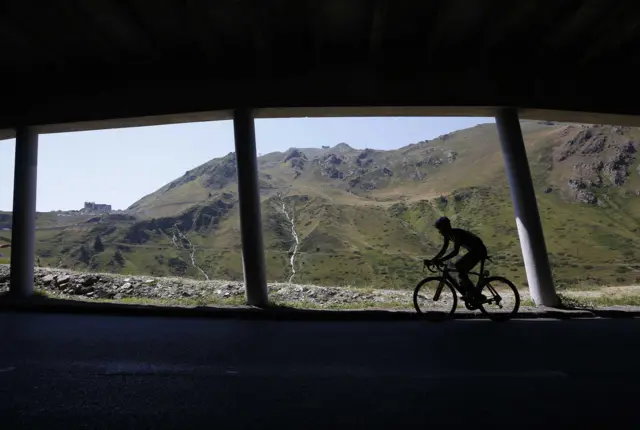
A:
[413,257,520,322]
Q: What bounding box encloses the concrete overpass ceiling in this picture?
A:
[0,0,638,133]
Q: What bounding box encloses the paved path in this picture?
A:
[1,312,639,429]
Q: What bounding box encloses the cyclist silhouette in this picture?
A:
[426,216,487,300]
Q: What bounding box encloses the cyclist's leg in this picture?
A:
[454,252,482,294]
[455,252,477,294]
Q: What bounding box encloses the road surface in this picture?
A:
[1,312,639,429]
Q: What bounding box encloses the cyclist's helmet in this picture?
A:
[434,216,451,230]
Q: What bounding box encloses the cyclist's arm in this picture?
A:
[439,242,460,262]
[432,236,450,261]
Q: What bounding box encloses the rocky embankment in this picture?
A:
[0,265,412,308]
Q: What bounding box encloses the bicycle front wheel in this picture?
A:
[478,276,520,322]
[413,277,457,319]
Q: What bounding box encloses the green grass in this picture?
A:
[57,294,249,308]
[557,293,640,308]
[522,292,640,309]
[269,299,411,310]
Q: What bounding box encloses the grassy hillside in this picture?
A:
[3,121,640,290]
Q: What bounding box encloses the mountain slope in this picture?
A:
[3,120,640,290]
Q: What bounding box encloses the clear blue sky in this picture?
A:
[0,117,494,212]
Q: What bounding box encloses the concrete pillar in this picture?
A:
[495,108,559,307]
[233,109,269,307]
[10,127,39,298]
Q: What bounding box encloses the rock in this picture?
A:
[382,167,393,177]
[557,128,594,161]
[544,187,553,194]
[417,156,442,167]
[623,141,636,154]
[283,149,306,163]
[57,275,71,286]
[557,126,574,137]
[357,157,374,168]
[568,178,586,190]
[453,190,473,201]
[586,177,603,187]
[609,170,627,186]
[581,136,606,155]
[321,166,343,179]
[79,285,94,294]
[0,265,415,310]
[573,162,588,171]
[576,189,598,205]
[323,154,342,165]
[603,150,635,186]
[357,149,375,161]
[82,276,98,286]
[613,126,630,135]
[593,160,604,172]
[290,158,305,170]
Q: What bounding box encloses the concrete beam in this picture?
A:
[233,108,269,307]
[495,108,559,307]
[10,127,39,297]
[0,62,638,136]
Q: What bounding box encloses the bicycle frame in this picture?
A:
[427,258,490,300]
[417,256,519,320]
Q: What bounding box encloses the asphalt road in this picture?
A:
[1,312,639,429]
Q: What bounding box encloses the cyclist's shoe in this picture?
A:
[463,290,487,303]
[475,293,488,303]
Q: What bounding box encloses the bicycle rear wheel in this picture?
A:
[477,276,520,322]
[413,277,457,320]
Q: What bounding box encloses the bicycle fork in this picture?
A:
[484,283,503,308]
[433,280,445,301]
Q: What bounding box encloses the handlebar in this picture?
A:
[423,257,491,276]
[423,259,444,274]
